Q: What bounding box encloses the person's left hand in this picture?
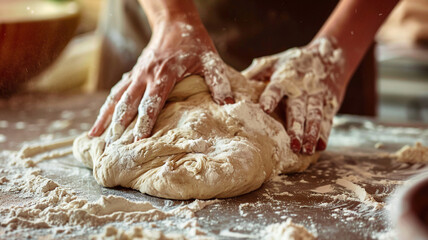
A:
[88,21,234,143]
[242,38,346,155]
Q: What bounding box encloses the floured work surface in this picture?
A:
[0,93,427,239]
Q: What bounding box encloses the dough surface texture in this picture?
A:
[73,69,319,199]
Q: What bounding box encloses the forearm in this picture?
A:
[314,0,398,85]
[138,0,202,28]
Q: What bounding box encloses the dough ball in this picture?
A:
[73,69,318,200]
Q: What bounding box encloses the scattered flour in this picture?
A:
[0,176,9,185]
[218,229,257,239]
[0,161,220,238]
[0,120,8,128]
[92,225,188,240]
[2,173,168,231]
[80,122,92,131]
[336,179,384,210]
[311,184,334,194]
[10,136,75,167]
[0,134,6,143]
[374,142,385,149]
[264,219,315,240]
[238,202,262,217]
[18,136,75,159]
[15,121,26,129]
[47,119,72,132]
[60,110,76,120]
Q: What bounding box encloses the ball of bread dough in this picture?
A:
[73,69,318,200]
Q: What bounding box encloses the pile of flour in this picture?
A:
[92,225,188,240]
[264,219,315,240]
[394,142,428,163]
[0,152,220,238]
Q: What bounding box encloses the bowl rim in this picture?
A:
[394,173,428,239]
[0,0,80,23]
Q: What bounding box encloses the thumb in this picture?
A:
[201,52,234,105]
[242,56,277,81]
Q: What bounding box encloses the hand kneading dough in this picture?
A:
[73,69,319,200]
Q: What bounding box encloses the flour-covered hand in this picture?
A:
[89,21,234,143]
[243,38,346,155]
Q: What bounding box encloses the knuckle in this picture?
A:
[252,58,261,65]
[106,94,118,105]
[137,104,146,114]
[304,132,318,142]
[308,108,322,118]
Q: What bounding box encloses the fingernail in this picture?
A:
[261,96,277,113]
[261,104,272,114]
[290,138,301,153]
[224,97,235,104]
[302,142,315,155]
[133,133,143,142]
[134,135,144,142]
[88,126,98,137]
[106,122,124,144]
[316,138,327,151]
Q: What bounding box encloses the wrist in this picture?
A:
[147,17,214,52]
[139,0,203,29]
[150,17,208,40]
[151,14,211,43]
[151,10,202,27]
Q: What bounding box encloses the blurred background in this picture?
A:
[0,0,427,123]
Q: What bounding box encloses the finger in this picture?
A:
[316,134,327,151]
[242,57,277,81]
[133,86,168,141]
[89,72,132,137]
[285,95,307,153]
[302,94,323,155]
[134,73,177,141]
[106,79,146,143]
[201,52,234,105]
[317,118,332,151]
[259,64,302,114]
[259,82,284,113]
[317,97,337,151]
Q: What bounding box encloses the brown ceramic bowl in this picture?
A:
[394,173,428,239]
[0,0,80,96]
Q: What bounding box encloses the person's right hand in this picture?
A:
[88,20,234,143]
